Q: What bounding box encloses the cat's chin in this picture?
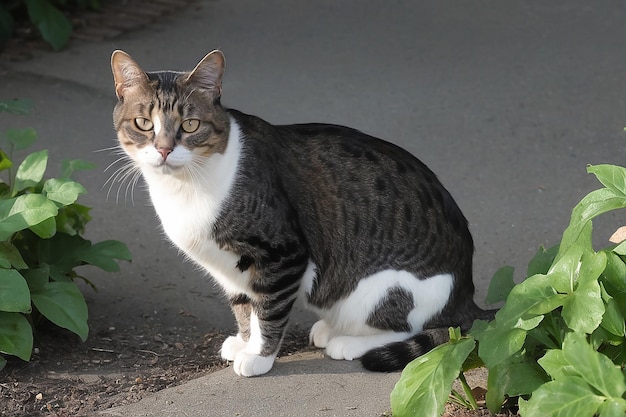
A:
[146,162,185,175]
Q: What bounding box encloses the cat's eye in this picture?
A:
[181,119,200,133]
[134,117,153,131]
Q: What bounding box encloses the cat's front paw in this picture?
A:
[233,351,275,377]
[220,334,247,361]
[325,336,368,361]
[309,319,333,348]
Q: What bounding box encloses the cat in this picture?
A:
[110,49,494,377]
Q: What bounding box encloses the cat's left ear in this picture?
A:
[186,50,225,97]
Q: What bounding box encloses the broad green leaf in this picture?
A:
[21,266,50,291]
[558,189,626,260]
[600,283,625,337]
[613,239,626,255]
[562,332,626,398]
[25,0,72,51]
[0,99,32,115]
[13,149,48,194]
[538,349,577,380]
[76,239,131,272]
[486,356,547,413]
[31,281,88,341]
[518,377,604,417]
[43,178,86,206]
[475,273,561,367]
[56,203,92,236]
[0,149,12,171]
[561,252,606,333]
[549,245,585,293]
[29,215,57,239]
[61,159,96,179]
[0,269,31,313]
[527,244,559,277]
[3,127,37,151]
[0,311,32,361]
[587,164,626,198]
[0,241,28,269]
[598,398,626,417]
[0,99,33,114]
[0,194,58,240]
[391,337,475,417]
[485,265,515,305]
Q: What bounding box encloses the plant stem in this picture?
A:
[458,372,479,410]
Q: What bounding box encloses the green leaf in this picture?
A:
[485,265,515,305]
[13,149,48,194]
[475,273,562,367]
[25,0,73,51]
[538,349,576,380]
[391,337,475,417]
[561,252,606,334]
[518,377,604,417]
[0,269,31,313]
[0,150,13,172]
[0,311,33,361]
[76,239,131,272]
[599,283,625,337]
[598,398,626,417]
[21,266,50,291]
[527,244,559,277]
[0,194,59,240]
[587,164,626,198]
[31,281,88,341]
[559,189,626,259]
[43,178,86,206]
[562,332,626,398]
[602,251,626,294]
[61,159,96,179]
[3,127,37,151]
[486,356,547,413]
[613,239,626,256]
[0,242,28,269]
[55,203,92,236]
[0,99,32,115]
[29,215,57,238]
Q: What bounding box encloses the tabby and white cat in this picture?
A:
[110,50,493,377]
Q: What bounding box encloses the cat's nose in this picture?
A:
[157,147,173,160]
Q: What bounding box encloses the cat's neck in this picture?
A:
[144,116,242,229]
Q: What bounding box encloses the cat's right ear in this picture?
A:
[111,50,149,100]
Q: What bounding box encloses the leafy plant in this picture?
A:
[0,99,131,371]
[391,164,626,417]
[0,0,100,51]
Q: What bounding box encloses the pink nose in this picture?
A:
[157,147,173,160]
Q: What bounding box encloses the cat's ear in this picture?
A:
[186,50,225,97]
[111,50,150,100]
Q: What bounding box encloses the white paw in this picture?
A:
[220,334,247,361]
[233,351,276,377]
[309,320,334,348]
[325,336,368,361]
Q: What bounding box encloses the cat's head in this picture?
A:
[111,50,230,177]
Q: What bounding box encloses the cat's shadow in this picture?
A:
[267,348,392,377]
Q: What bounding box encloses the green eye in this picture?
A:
[181,119,200,133]
[134,117,153,131]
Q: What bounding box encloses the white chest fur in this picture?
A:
[138,118,250,295]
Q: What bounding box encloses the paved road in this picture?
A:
[2,1,626,415]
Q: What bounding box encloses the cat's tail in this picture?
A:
[360,308,497,372]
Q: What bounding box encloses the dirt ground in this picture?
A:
[0,2,520,416]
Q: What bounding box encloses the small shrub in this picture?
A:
[0,98,131,371]
[391,164,626,417]
[0,0,100,51]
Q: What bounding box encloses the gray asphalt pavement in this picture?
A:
[2,1,626,416]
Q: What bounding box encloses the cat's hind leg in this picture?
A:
[325,332,413,361]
